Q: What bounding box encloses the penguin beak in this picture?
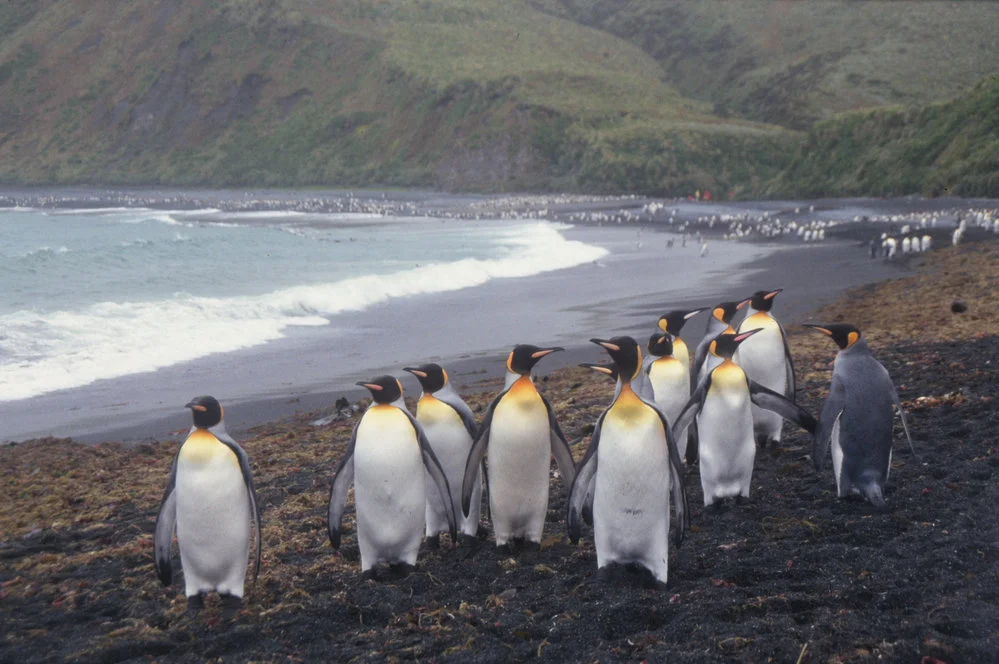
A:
[733,328,763,344]
[356,381,383,391]
[580,363,614,376]
[736,297,751,311]
[590,338,620,352]
[403,367,427,378]
[684,308,707,320]
[764,288,783,300]
[802,324,833,336]
[185,401,207,412]
[531,347,563,359]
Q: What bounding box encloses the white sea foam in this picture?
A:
[0,222,607,401]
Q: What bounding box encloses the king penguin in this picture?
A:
[462,344,576,550]
[646,332,694,460]
[691,300,748,390]
[328,376,457,578]
[403,363,483,551]
[568,336,688,587]
[154,396,262,616]
[656,308,706,371]
[803,323,917,508]
[674,331,817,508]
[734,289,797,449]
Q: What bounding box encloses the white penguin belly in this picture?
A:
[697,382,755,505]
[649,359,690,455]
[175,446,250,596]
[592,410,671,582]
[353,408,426,569]
[418,407,477,537]
[735,315,788,442]
[831,412,845,496]
[487,392,551,544]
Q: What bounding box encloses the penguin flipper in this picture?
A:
[813,378,847,471]
[567,412,604,544]
[463,390,503,518]
[328,425,358,550]
[890,386,918,460]
[674,378,709,440]
[437,391,478,440]
[153,454,179,587]
[748,379,817,435]
[216,431,263,583]
[777,320,797,402]
[408,409,459,544]
[541,394,576,488]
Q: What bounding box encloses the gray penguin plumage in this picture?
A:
[804,324,916,508]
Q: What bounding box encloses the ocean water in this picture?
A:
[0,207,607,402]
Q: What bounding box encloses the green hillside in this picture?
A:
[763,74,999,198]
[540,0,999,130]
[0,0,994,196]
[0,0,791,194]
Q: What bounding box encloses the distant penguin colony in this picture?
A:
[155,286,921,606]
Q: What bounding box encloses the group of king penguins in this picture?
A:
[154,288,917,611]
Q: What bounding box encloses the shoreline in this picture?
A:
[1,233,903,445]
[4,189,993,444]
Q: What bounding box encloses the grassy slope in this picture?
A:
[0,0,790,195]
[763,74,999,198]
[539,0,999,130]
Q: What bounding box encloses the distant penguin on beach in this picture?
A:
[404,363,482,553]
[674,331,816,508]
[328,376,457,578]
[461,345,576,550]
[155,396,262,616]
[568,336,688,587]
[734,289,797,448]
[802,324,916,508]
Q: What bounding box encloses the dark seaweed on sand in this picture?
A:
[1,243,997,663]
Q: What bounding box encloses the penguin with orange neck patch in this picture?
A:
[328,375,457,579]
[691,300,748,390]
[674,331,817,508]
[403,363,483,551]
[568,336,688,587]
[154,396,262,616]
[803,323,916,508]
[462,344,576,550]
[734,289,797,449]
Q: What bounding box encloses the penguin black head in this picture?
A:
[591,336,642,381]
[711,300,747,324]
[186,395,223,429]
[741,288,783,313]
[356,375,404,404]
[579,362,619,382]
[657,308,706,335]
[403,363,447,394]
[507,344,563,376]
[647,331,674,358]
[803,323,862,350]
[709,328,762,359]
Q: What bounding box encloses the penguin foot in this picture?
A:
[756,434,769,449]
[710,499,725,514]
[387,562,416,580]
[519,540,541,553]
[219,593,243,620]
[735,495,749,506]
[597,563,665,590]
[186,592,206,616]
[424,534,440,551]
[457,534,479,561]
[361,569,377,582]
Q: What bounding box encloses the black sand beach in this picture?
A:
[1,192,998,663]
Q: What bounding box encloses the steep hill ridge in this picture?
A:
[0,0,995,195]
